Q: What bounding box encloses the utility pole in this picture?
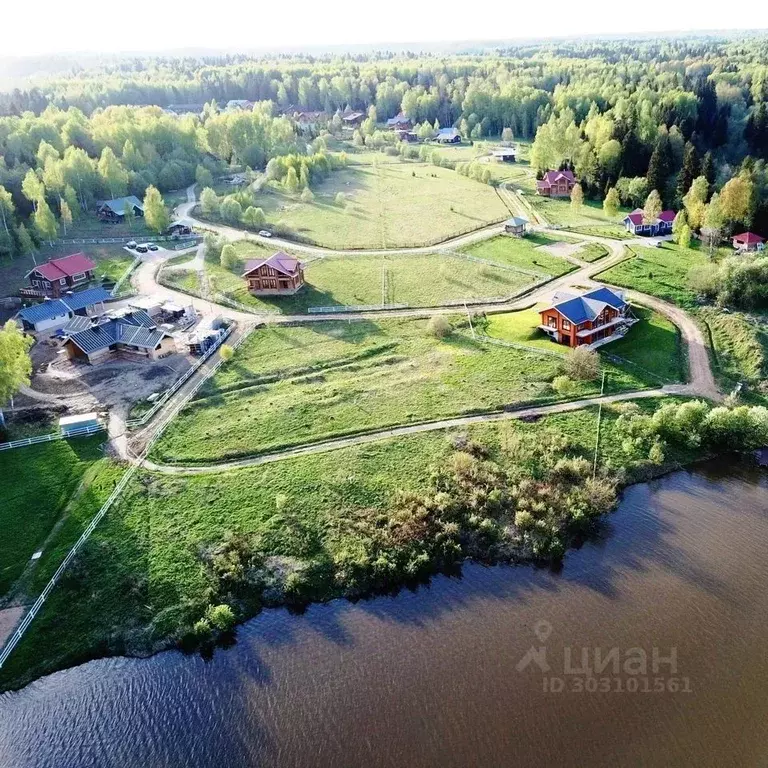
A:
[592,370,607,478]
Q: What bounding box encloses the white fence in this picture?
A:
[52,234,199,246]
[0,322,257,670]
[308,303,409,314]
[110,254,143,296]
[0,424,106,453]
[125,324,236,429]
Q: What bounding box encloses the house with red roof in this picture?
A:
[623,209,676,237]
[536,170,576,197]
[732,232,765,253]
[242,252,305,295]
[24,253,97,298]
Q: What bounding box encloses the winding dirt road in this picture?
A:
[120,183,720,475]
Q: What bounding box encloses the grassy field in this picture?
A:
[527,196,627,229]
[151,315,672,465]
[1,244,135,297]
[0,436,107,597]
[237,161,510,248]
[171,239,561,313]
[485,304,683,383]
[595,242,710,308]
[577,243,611,262]
[698,308,768,396]
[0,395,702,693]
[459,234,579,277]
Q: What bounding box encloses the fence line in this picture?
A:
[211,293,282,316]
[0,424,106,453]
[49,234,199,246]
[125,324,236,428]
[110,254,142,296]
[443,249,550,279]
[0,322,257,670]
[308,303,410,314]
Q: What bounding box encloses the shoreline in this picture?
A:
[0,449,735,696]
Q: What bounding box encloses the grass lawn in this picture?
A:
[0,435,107,597]
[233,161,510,249]
[459,234,578,277]
[0,394,700,693]
[161,267,202,295]
[528,196,627,230]
[151,316,670,464]
[180,240,546,313]
[1,244,135,298]
[485,304,683,384]
[605,306,685,384]
[577,243,611,262]
[595,242,711,308]
[698,308,768,397]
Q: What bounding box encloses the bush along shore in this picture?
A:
[3,398,768,692]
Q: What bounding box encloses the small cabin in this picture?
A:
[504,217,528,237]
[732,232,765,252]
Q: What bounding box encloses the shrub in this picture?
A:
[427,315,452,338]
[206,603,236,632]
[220,244,238,270]
[219,344,234,362]
[335,192,346,206]
[219,197,243,224]
[193,618,211,637]
[551,375,576,397]
[563,346,600,381]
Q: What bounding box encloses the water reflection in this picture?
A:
[1,460,767,768]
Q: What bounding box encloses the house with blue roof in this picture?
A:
[537,286,637,349]
[62,310,176,364]
[16,287,113,333]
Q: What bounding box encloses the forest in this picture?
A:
[1,34,768,259]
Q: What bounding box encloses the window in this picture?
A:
[547,317,557,329]
[72,272,86,282]
[562,320,571,331]
[59,278,67,285]
[32,279,40,287]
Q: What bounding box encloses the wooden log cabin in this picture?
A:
[242,252,305,295]
[538,287,636,349]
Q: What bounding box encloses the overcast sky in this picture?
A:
[5,0,768,57]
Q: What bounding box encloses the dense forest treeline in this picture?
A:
[2,36,768,259]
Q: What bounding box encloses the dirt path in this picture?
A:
[140,385,692,476]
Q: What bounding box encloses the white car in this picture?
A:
[258,230,272,238]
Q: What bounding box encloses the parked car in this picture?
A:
[147,243,159,251]
[136,244,148,253]
[258,230,272,238]
[126,240,138,249]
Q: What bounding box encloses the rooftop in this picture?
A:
[543,286,627,325]
[96,196,144,216]
[242,251,302,277]
[17,287,112,325]
[26,252,97,282]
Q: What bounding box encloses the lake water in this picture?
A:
[1,460,767,768]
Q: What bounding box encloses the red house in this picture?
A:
[24,253,97,298]
[242,252,305,295]
[538,287,636,348]
[536,170,576,197]
[732,232,765,253]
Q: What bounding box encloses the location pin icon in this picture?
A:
[534,619,552,643]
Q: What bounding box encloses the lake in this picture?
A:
[1,460,767,767]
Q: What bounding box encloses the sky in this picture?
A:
[4,0,768,57]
